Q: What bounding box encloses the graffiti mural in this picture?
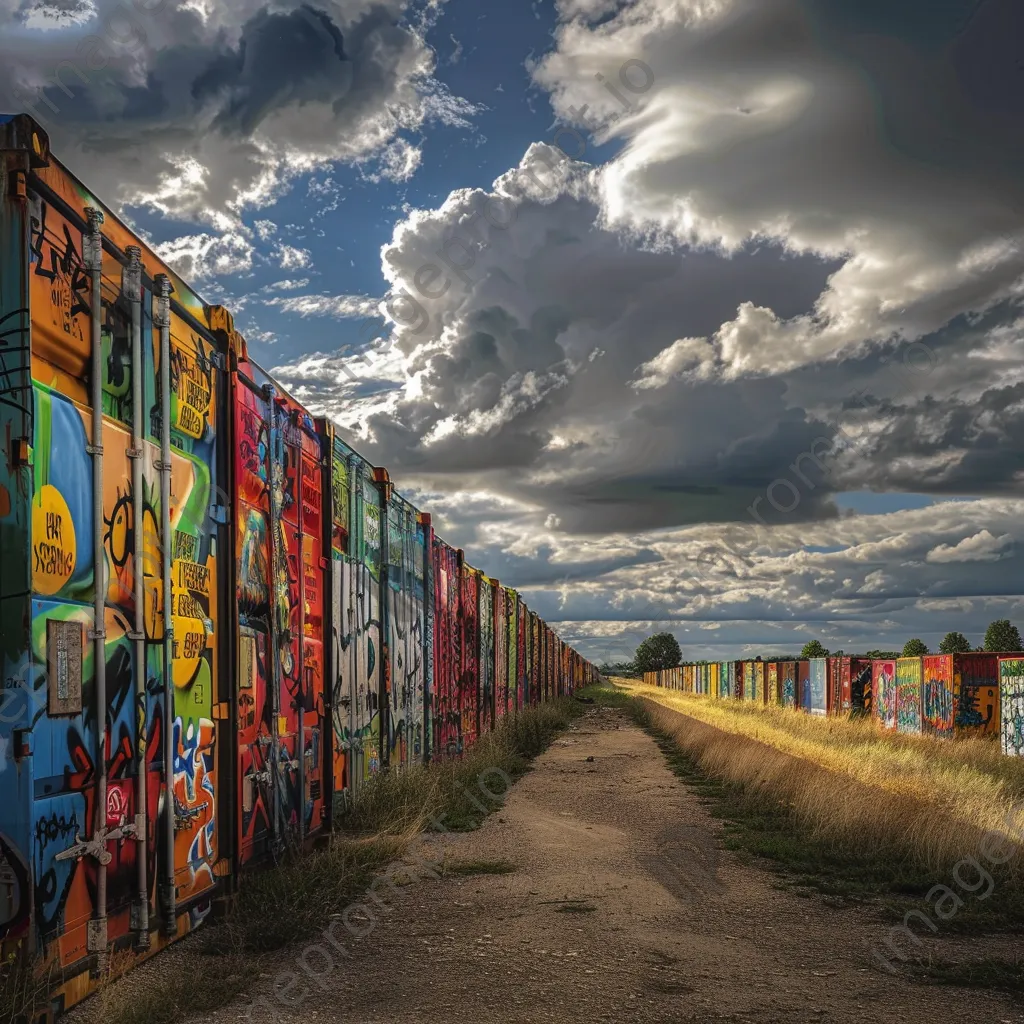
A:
[232,354,326,842]
[954,654,1000,739]
[999,659,1024,757]
[329,442,383,789]
[431,540,461,758]
[797,662,811,711]
[478,579,495,734]
[494,586,508,719]
[873,660,897,730]
[517,597,529,709]
[506,588,518,714]
[809,659,827,716]
[383,496,425,769]
[895,658,923,735]
[852,660,872,714]
[780,662,796,708]
[922,655,954,739]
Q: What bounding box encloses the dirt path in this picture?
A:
[217,705,1023,1024]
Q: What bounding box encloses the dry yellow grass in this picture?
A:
[620,681,1024,874]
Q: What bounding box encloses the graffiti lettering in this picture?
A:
[177,560,210,593]
[176,592,206,620]
[33,541,74,579]
[174,531,198,563]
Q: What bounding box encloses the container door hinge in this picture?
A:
[130,902,150,941]
[209,350,226,371]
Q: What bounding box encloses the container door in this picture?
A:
[235,383,274,862]
[895,658,923,734]
[299,447,325,832]
[922,655,954,738]
[955,654,1000,739]
[236,626,271,866]
[1000,659,1024,756]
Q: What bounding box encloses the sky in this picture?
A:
[4,0,1024,664]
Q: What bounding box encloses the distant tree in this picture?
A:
[633,633,682,674]
[599,660,639,678]
[938,631,972,654]
[799,640,829,659]
[902,638,929,657]
[983,619,1023,653]
[863,649,900,659]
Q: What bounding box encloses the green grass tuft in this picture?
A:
[0,954,55,1024]
[915,956,1024,992]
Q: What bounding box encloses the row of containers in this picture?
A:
[643,654,1024,756]
[0,114,599,1016]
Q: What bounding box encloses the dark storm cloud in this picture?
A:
[1,0,464,221]
[192,6,351,136]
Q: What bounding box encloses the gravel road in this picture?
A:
[204,703,1023,1024]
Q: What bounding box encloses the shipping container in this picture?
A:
[808,658,828,715]
[998,657,1024,757]
[230,333,328,856]
[754,661,766,704]
[382,490,427,769]
[324,433,386,788]
[851,658,872,713]
[743,660,756,701]
[501,586,515,717]
[478,576,496,733]
[459,564,481,745]
[779,661,797,708]
[873,659,897,730]
[954,652,1001,740]
[827,656,847,714]
[798,661,811,711]
[431,539,461,757]
[0,113,232,1006]
[922,655,955,739]
[895,658,923,735]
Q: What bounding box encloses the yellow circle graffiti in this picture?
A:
[32,484,76,596]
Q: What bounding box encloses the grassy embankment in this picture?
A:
[3,700,581,1024]
[583,678,1024,990]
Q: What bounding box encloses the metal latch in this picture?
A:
[54,820,140,866]
[174,802,201,832]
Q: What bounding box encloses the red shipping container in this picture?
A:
[953,652,1001,739]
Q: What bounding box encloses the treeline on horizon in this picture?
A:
[600,620,1024,676]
